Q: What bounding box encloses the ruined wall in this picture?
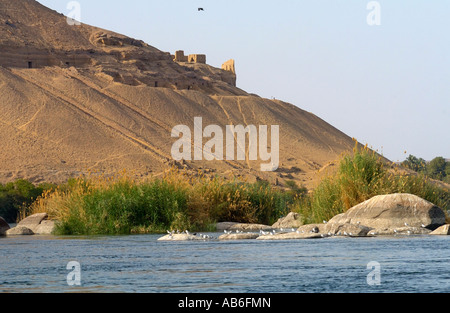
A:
[174,50,188,62]
[221,59,237,86]
[188,54,206,64]
[173,51,206,64]
[222,59,235,74]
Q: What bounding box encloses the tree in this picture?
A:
[427,157,447,180]
[0,180,53,223]
[402,155,426,173]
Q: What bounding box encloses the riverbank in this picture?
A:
[5,146,449,237]
[5,191,450,239]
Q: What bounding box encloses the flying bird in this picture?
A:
[198,8,204,11]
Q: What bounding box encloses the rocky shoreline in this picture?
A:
[0,213,55,236]
[2,193,449,239]
[158,193,450,241]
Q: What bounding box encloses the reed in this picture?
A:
[30,168,292,235]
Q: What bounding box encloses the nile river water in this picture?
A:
[0,233,449,293]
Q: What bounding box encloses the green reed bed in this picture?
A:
[30,170,292,235]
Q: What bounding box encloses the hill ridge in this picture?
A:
[0,0,356,188]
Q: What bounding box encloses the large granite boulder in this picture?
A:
[0,216,10,236]
[6,226,34,236]
[325,223,373,237]
[272,212,304,229]
[430,225,450,236]
[372,226,432,236]
[13,213,56,235]
[296,224,323,234]
[34,220,56,235]
[328,194,446,231]
[296,222,373,237]
[17,213,48,231]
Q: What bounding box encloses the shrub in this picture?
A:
[294,143,450,224]
[0,180,55,223]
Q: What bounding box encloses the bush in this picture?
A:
[402,155,450,183]
[427,157,447,181]
[0,180,55,223]
[294,144,450,224]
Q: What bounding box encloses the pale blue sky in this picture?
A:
[38,0,449,161]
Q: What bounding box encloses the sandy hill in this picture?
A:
[0,0,356,188]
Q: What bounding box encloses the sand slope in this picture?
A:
[0,0,355,187]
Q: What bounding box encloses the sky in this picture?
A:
[38,0,449,162]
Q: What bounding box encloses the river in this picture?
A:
[0,234,449,293]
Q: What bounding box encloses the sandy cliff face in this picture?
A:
[0,0,355,187]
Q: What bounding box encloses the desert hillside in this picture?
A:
[0,0,356,188]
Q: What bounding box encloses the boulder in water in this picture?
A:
[328,194,446,231]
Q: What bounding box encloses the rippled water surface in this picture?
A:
[0,234,449,293]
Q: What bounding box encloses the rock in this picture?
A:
[216,222,273,232]
[6,226,34,236]
[0,216,10,236]
[272,212,304,229]
[15,213,56,235]
[430,225,450,236]
[215,222,240,232]
[219,233,259,241]
[328,194,446,231]
[17,213,48,233]
[228,223,273,232]
[372,227,431,236]
[157,234,208,241]
[296,224,325,234]
[326,223,373,237]
[296,223,373,237]
[34,220,56,235]
[257,232,323,241]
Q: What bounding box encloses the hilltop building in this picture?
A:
[173,50,206,64]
